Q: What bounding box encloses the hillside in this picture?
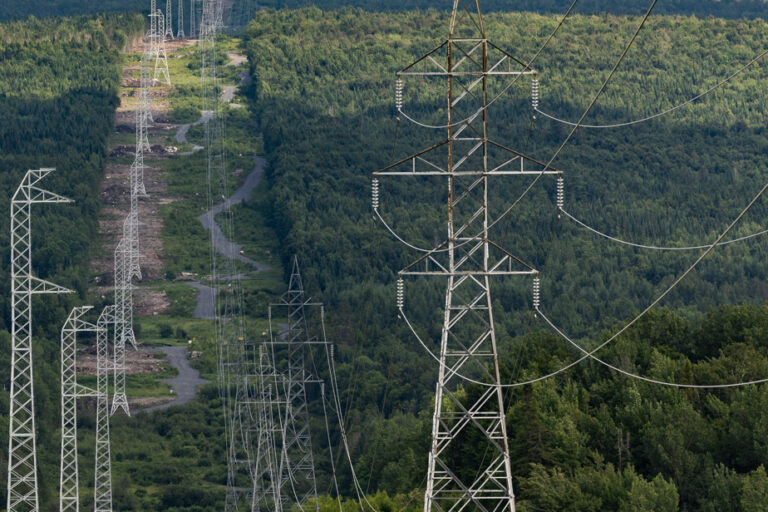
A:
[244,8,768,509]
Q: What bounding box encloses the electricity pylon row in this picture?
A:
[374,2,560,511]
[199,1,254,509]
[7,170,116,512]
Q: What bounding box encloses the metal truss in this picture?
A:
[7,169,72,512]
[190,0,197,38]
[112,35,153,417]
[166,0,175,38]
[267,258,321,511]
[60,307,100,512]
[95,306,117,512]
[177,0,185,38]
[199,1,253,509]
[249,345,285,512]
[150,8,172,85]
[373,3,560,512]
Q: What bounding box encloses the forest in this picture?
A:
[4,0,768,23]
[243,7,768,510]
[0,12,147,508]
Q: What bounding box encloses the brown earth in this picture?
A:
[92,38,186,314]
[78,348,166,376]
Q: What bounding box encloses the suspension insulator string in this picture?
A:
[531,74,539,112]
[396,277,404,310]
[533,275,540,313]
[556,174,564,218]
[371,178,380,210]
[395,78,404,111]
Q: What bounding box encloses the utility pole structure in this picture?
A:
[374,3,560,512]
[166,0,175,38]
[7,168,72,512]
[60,307,99,512]
[95,306,116,512]
[177,0,185,38]
[267,257,320,511]
[150,9,171,86]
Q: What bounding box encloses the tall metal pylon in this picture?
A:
[374,2,560,511]
[200,1,254,509]
[177,0,185,38]
[94,306,116,512]
[7,168,72,512]
[150,9,171,86]
[250,345,284,512]
[60,307,99,512]
[267,257,320,511]
[112,40,152,417]
[190,0,197,38]
[166,0,175,38]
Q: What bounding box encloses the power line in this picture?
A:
[535,47,768,129]
[398,172,768,388]
[561,207,768,250]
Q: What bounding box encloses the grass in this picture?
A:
[97,33,288,404]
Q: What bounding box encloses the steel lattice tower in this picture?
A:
[250,345,284,512]
[190,0,197,38]
[60,307,99,512]
[112,42,152,416]
[150,9,171,85]
[374,3,559,511]
[267,258,320,511]
[177,0,185,38]
[200,1,253,509]
[7,169,72,512]
[95,306,116,512]
[166,0,175,38]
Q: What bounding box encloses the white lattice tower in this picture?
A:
[7,168,73,512]
[134,47,151,197]
[200,1,253,508]
[177,0,185,38]
[150,9,171,85]
[189,0,197,38]
[268,257,320,510]
[60,307,99,512]
[150,0,158,37]
[249,345,284,512]
[112,216,137,417]
[166,0,175,38]
[374,2,560,511]
[95,306,116,512]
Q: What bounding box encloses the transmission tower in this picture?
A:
[177,0,185,38]
[7,168,72,512]
[250,345,284,512]
[60,307,99,512]
[150,9,171,85]
[267,257,320,510]
[190,0,197,38]
[94,306,116,512]
[166,0,175,38]
[373,3,559,511]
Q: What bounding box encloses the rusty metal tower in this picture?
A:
[373,3,558,511]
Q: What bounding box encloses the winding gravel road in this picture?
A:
[142,346,209,413]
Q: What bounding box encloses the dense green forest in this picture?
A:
[259,0,768,19]
[4,0,768,23]
[0,13,146,508]
[243,8,768,509]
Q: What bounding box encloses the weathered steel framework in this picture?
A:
[374,2,559,511]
